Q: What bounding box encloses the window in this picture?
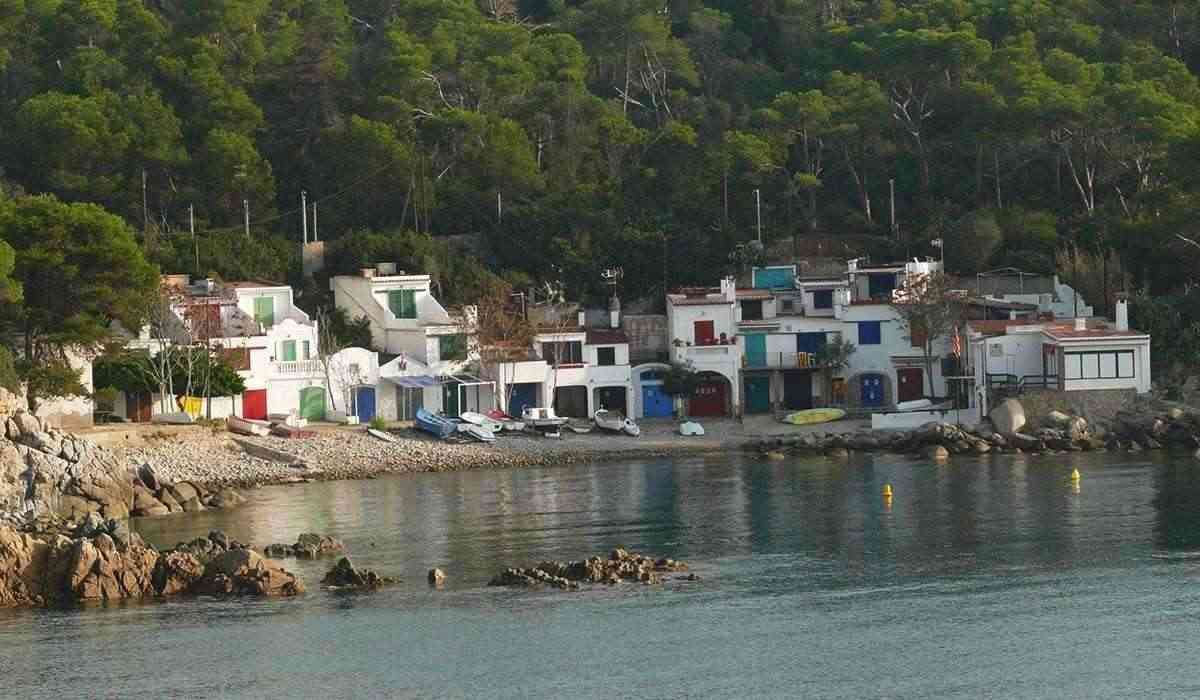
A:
[867,274,896,300]
[544,341,583,366]
[253,297,275,328]
[812,290,834,309]
[597,347,616,366]
[439,334,467,361]
[279,340,297,362]
[741,300,763,321]
[387,289,417,319]
[694,320,716,345]
[857,321,882,345]
[301,340,311,360]
[910,322,927,348]
[1064,350,1135,380]
[780,298,795,315]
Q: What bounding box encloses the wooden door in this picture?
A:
[242,389,267,420]
[689,379,727,416]
[694,320,715,345]
[898,368,924,403]
[860,374,884,407]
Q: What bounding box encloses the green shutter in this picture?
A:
[301,340,311,360]
[388,289,417,319]
[253,297,275,327]
[300,387,325,420]
[281,340,297,362]
[439,335,465,361]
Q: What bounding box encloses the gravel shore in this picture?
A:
[117,424,743,490]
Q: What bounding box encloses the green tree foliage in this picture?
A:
[0,194,158,408]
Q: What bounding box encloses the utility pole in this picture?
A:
[889,178,897,240]
[141,169,149,244]
[243,199,250,238]
[312,201,318,242]
[497,192,502,223]
[301,190,309,244]
[754,188,762,245]
[190,204,198,275]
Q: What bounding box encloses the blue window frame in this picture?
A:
[812,290,833,309]
[858,321,882,345]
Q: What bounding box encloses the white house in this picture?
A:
[968,295,1151,411]
[483,307,634,419]
[109,276,324,422]
[324,346,380,422]
[331,264,489,420]
[666,278,742,417]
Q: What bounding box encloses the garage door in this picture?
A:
[554,386,589,418]
[508,382,538,417]
[300,387,326,421]
[243,390,267,420]
[689,379,727,417]
[642,384,673,418]
[353,386,377,422]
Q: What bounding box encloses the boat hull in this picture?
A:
[415,409,456,439]
[783,408,847,426]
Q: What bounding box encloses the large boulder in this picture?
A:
[12,412,41,438]
[131,485,170,517]
[152,551,205,596]
[321,557,398,589]
[66,534,159,602]
[194,549,304,597]
[292,533,344,559]
[990,399,1027,435]
[0,526,44,607]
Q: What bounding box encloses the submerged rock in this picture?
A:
[428,568,447,586]
[262,533,345,559]
[488,548,689,591]
[322,557,398,589]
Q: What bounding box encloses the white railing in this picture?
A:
[272,359,325,376]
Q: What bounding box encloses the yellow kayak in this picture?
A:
[783,408,846,425]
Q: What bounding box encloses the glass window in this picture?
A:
[1118,351,1135,378]
[301,340,311,360]
[544,341,583,365]
[1099,353,1117,379]
[741,300,763,321]
[812,290,834,309]
[388,289,417,319]
[439,335,467,361]
[1082,353,1100,379]
[857,321,882,345]
[597,347,616,366]
[1064,353,1082,379]
[253,297,275,328]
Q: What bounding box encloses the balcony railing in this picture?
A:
[272,359,325,376]
[743,352,820,370]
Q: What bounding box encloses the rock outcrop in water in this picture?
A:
[0,526,303,608]
[262,533,345,559]
[321,557,398,589]
[488,548,690,590]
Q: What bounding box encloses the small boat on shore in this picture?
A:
[152,412,193,425]
[594,410,640,437]
[678,420,705,436]
[270,423,317,439]
[461,411,504,433]
[457,422,496,443]
[522,407,567,434]
[486,409,525,432]
[566,421,593,434]
[226,415,271,437]
[783,407,846,426]
[415,408,456,439]
[366,427,398,443]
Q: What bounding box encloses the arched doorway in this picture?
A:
[633,363,672,418]
[689,372,732,417]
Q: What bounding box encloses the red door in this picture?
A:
[243,389,268,420]
[897,368,924,403]
[694,320,715,345]
[689,379,728,417]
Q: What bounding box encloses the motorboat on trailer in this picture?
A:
[522,407,568,437]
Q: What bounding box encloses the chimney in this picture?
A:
[1115,293,1129,332]
[720,277,736,302]
[360,267,375,279]
[577,310,586,328]
[1074,317,1087,331]
[376,262,397,276]
[608,295,621,329]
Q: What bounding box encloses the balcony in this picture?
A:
[743,352,820,370]
[271,359,325,377]
[589,363,632,384]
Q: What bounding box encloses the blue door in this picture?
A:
[353,386,377,422]
[642,384,673,417]
[508,382,538,417]
[797,332,827,356]
[861,374,884,407]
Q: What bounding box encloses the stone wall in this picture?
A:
[1018,388,1137,423]
[623,314,668,364]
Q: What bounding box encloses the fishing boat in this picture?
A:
[522,407,567,437]
[782,407,847,426]
[457,422,496,443]
[366,427,398,443]
[678,420,705,436]
[226,415,271,437]
[415,408,456,439]
[595,410,640,437]
[565,421,593,434]
[461,411,504,433]
[270,423,317,439]
[485,409,525,432]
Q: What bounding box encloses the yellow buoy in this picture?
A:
[1071,468,1081,481]
[882,484,893,498]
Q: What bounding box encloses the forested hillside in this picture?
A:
[3,0,1200,321]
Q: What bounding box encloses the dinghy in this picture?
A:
[486,409,525,432]
[678,420,705,436]
[366,427,398,443]
[595,410,640,437]
[415,408,456,439]
[782,407,846,426]
[226,415,271,437]
[461,411,504,433]
[457,422,496,443]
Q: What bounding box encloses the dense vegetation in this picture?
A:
[3,1,1200,379]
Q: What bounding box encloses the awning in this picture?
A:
[389,376,442,389]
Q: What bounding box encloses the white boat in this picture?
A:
[565,422,593,434]
[486,409,525,431]
[595,410,640,437]
[457,422,496,443]
[461,411,504,433]
[522,407,568,429]
[367,427,398,443]
[226,415,271,437]
[678,420,705,437]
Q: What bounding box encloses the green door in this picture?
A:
[300,387,325,421]
[744,375,771,414]
[442,384,459,417]
[253,297,275,327]
[280,340,297,362]
[387,289,417,318]
[745,334,767,368]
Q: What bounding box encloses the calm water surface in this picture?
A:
[3,451,1200,699]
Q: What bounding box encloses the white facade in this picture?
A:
[666,278,743,416]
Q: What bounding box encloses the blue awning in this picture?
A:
[389,376,442,389]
